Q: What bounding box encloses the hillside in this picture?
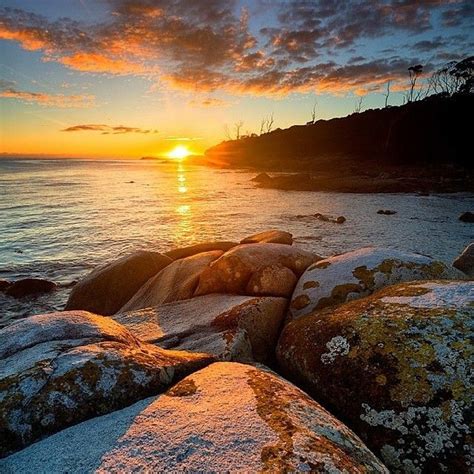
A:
[204,93,473,192]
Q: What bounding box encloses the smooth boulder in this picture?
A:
[0,363,387,473]
[0,311,212,455]
[119,250,223,313]
[115,294,287,363]
[459,211,474,223]
[195,243,320,297]
[453,242,474,277]
[288,246,462,322]
[164,241,237,260]
[240,229,293,245]
[65,250,172,315]
[278,280,473,472]
[5,278,56,298]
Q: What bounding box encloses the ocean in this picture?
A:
[1,158,472,325]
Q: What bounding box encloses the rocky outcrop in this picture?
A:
[5,279,57,298]
[0,311,212,456]
[288,247,462,322]
[240,229,293,245]
[453,242,474,277]
[114,294,287,363]
[459,211,474,223]
[0,363,387,472]
[195,243,320,298]
[377,209,397,215]
[277,280,473,472]
[65,250,172,315]
[0,280,11,292]
[119,250,223,313]
[164,241,237,260]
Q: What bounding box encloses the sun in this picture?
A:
[167,145,191,160]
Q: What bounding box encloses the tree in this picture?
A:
[234,120,244,140]
[407,64,423,102]
[353,96,364,113]
[310,99,318,123]
[383,80,391,108]
[259,113,274,134]
[429,56,474,96]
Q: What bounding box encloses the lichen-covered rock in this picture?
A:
[115,294,287,363]
[195,243,320,297]
[453,242,474,277]
[164,241,237,260]
[0,311,213,456]
[288,247,463,322]
[278,280,474,472]
[65,250,172,315]
[240,229,293,245]
[119,250,223,313]
[0,363,388,473]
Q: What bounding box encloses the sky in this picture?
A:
[0,0,473,158]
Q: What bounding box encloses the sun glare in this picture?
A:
[167,145,191,160]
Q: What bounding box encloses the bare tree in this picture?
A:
[353,96,364,113]
[308,99,318,124]
[234,120,244,140]
[407,64,423,102]
[265,113,274,133]
[259,118,266,135]
[383,80,391,108]
[224,124,231,140]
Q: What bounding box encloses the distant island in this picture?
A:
[204,92,473,193]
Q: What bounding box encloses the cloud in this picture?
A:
[165,136,203,141]
[188,97,229,107]
[0,80,95,107]
[61,124,158,134]
[0,1,471,97]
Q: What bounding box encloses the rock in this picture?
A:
[114,294,287,363]
[288,247,462,322]
[377,209,397,215]
[119,251,223,313]
[195,243,320,297]
[5,278,57,298]
[453,242,474,277]
[164,241,237,260]
[277,280,473,472]
[250,172,272,184]
[459,211,474,223]
[0,362,388,472]
[0,280,11,292]
[240,229,293,245]
[314,213,346,224]
[65,250,172,315]
[0,311,212,455]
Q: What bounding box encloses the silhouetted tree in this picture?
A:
[429,56,474,95]
[234,121,244,140]
[383,80,391,107]
[308,99,318,124]
[260,113,274,134]
[407,64,423,102]
[353,96,364,113]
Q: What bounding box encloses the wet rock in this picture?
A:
[377,209,397,215]
[65,250,172,315]
[114,294,287,363]
[164,241,237,260]
[278,280,473,472]
[314,213,346,224]
[240,229,293,245]
[0,310,212,455]
[459,211,474,223]
[0,362,388,473]
[288,247,463,322]
[5,278,57,298]
[453,242,474,277]
[119,251,223,313]
[251,172,272,184]
[0,280,11,292]
[194,243,320,297]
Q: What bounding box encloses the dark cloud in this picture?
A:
[0,0,472,96]
[62,124,157,133]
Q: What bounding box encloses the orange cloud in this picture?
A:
[62,124,158,134]
[0,87,95,108]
